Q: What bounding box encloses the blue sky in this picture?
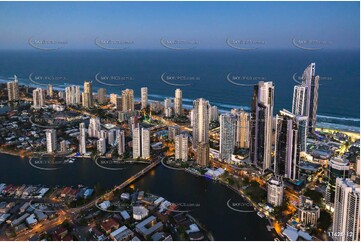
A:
[0,1,359,50]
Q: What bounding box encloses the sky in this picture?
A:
[0,1,359,50]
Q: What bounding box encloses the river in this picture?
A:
[0,153,274,241]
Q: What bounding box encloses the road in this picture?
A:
[11,158,161,241]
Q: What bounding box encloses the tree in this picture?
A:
[318,210,332,231]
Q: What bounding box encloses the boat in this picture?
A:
[257,211,265,218]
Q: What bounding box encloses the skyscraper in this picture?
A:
[48,84,53,98]
[97,138,106,155]
[174,89,183,115]
[7,75,19,102]
[302,63,319,133]
[141,87,148,109]
[332,178,360,241]
[219,113,236,162]
[274,109,300,180]
[132,127,150,159]
[196,142,209,167]
[250,81,274,171]
[295,116,308,153]
[267,176,284,207]
[122,89,134,112]
[292,85,306,116]
[175,134,188,161]
[65,85,79,106]
[88,117,101,138]
[235,110,250,149]
[79,122,87,155]
[209,105,219,122]
[141,128,150,159]
[116,130,125,156]
[164,98,172,109]
[116,96,123,111]
[82,81,93,108]
[192,98,210,150]
[168,125,181,141]
[45,129,57,153]
[110,93,118,105]
[326,157,350,210]
[33,88,44,109]
[97,88,107,104]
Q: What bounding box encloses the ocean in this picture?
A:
[0,49,359,132]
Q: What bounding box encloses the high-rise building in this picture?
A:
[65,85,79,106]
[82,81,93,108]
[97,138,106,155]
[250,81,274,171]
[164,98,172,109]
[168,125,181,141]
[165,107,172,117]
[302,63,319,133]
[332,178,360,241]
[58,91,65,100]
[326,157,350,210]
[295,116,308,153]
[45,129,57,153]
[150,101,163,113]
[141,87,148,109]
[196,142,209,167]
[219,114,236,162]
[79,122,87,155]
[110,93,118,105]
[7,75,19,102]
[235,110,250,149]
[48,84,53,98]
[116,130,125,156]
[108,129,115,146]
[100,130,108,141]
[97,88,107,104]
[189,110,194,127]
[141,128,150,159]
[192,98,210,150]
[175,134,188,161]
[33,88,44,109]
[60,140,67,152]
[174,89,183,115]
[88,117,101,138]
[297,196,320,227]
[292,85,306,116]
[116,96,123,111]
[132,127,150,159]
[122,89,134,112]
[209,105,219,122]
[267,176,284,207]
[274,109,300,180]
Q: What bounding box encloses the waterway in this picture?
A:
[0,153,274,240]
